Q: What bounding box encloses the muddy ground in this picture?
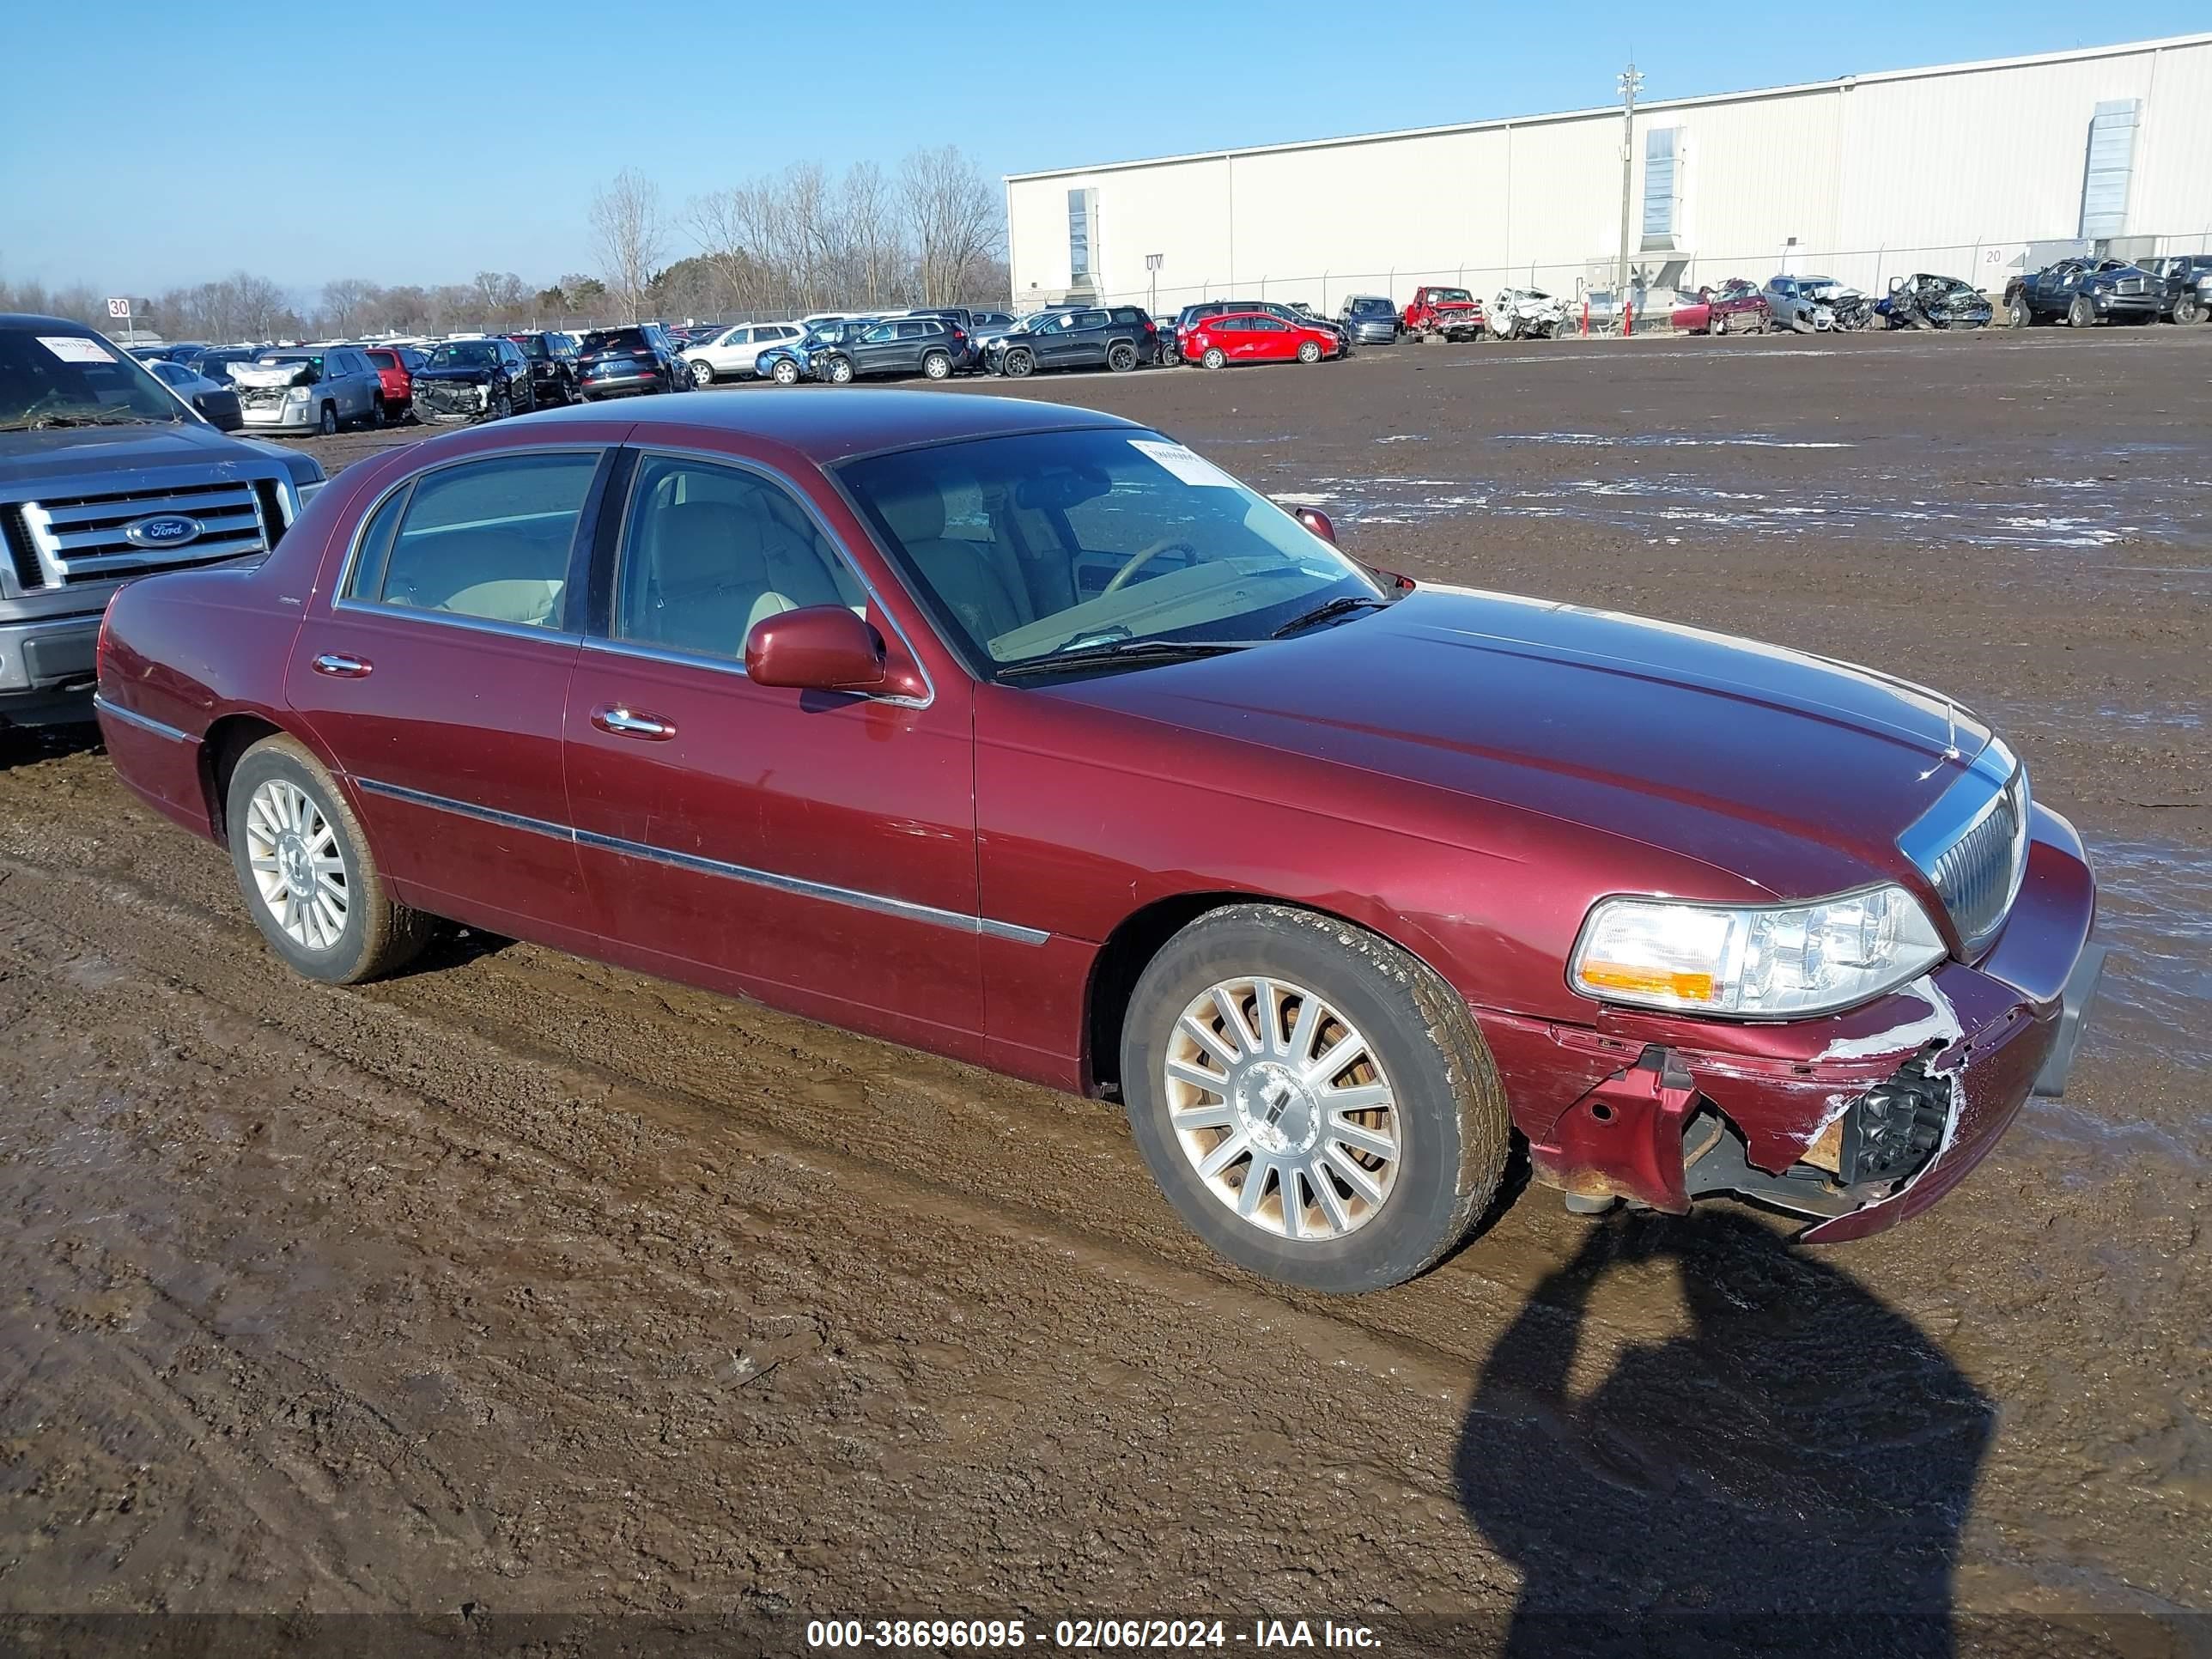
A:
[3,326,2208,1656]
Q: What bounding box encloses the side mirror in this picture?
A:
[1888,276,1905,294]
[744,605,888,693]
[1293,505,1338,545]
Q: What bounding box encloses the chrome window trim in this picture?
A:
[354,775,1045,945]
[92,693,192,744]
[332,443,611,611]
[602,441,936,710]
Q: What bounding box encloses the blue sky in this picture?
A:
[4,3,2200,297]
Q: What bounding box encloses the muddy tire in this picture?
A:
[921,349,953,380]
[1120,904,1510,1292]
[1106,341,1139,373]
[317,403,338,437]
[1296,340,1322,364]
[1002,349,1034,379]
[2068,295,2097,329]
[227,735,430,987]
[1199,346,1226,370]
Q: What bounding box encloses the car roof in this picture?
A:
[517,388,1143,465]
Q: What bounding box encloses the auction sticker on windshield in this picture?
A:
[1131,438,1236,488]
[40,337,115,363]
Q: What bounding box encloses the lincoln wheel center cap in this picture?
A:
[276,833,314,891]
[1234,1060,1319,1155]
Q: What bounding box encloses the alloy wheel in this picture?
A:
[1163,975,1399,1241]
[774,360,799,385]
[244,779,348,951]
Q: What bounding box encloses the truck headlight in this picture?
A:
[1570,884,1947,1017]
[476,385,490,404]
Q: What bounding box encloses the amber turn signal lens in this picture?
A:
[1577,962,1718,1002]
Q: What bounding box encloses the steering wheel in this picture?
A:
[1101,537,1197,596]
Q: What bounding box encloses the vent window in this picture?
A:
[2081,100,2139,240]
[1642,127,1680,249]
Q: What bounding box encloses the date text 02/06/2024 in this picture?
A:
[803,1618,1382,1649]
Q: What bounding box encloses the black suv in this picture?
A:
[576,324,690,399]
[509,331,582,404]
[411,337,536,423]
[2145,255,2212,325]
[2004,258,2160,328]
[810,316,974,384]
[992,307,1156,377]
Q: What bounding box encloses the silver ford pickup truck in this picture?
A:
[2,314,325,726]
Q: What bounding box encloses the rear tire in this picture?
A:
[1107,341,1139,373]
[227,735,429,986]
[921,349,952,380]
[368,398,386,429]
[1120,904,1510,1292]
[1199,347,1226,370]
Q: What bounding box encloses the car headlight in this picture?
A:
[1569,884,1947,1018]
[476,385,490,404]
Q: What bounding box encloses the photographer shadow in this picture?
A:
[1456,1209,1991,1657]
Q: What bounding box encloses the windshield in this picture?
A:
[428,342,500,368]
[1431,289,1472,304]
[0,329,191,430]
[1348,298,1394,315]
[840,428,1382,674]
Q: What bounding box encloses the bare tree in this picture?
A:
[840,161,906,308]
[320,277,374,335]
[686,188,772,312]
[899,146,1003,305]
[588,168,665,323]
[473,270,531,327]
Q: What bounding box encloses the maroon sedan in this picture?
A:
[93,394,2103,1291]
[1673,278,1772,336]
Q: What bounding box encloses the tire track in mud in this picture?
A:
[0,849,1539,1613]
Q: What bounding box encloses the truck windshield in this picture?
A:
[0,328,188,430]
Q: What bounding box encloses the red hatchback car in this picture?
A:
[1672,279,1773,336]
[1179,311,1344,369]
[93,394,2103,1291]
[362,345,426,420]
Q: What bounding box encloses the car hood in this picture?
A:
[0,418,277,492]
[1043,584,1992,900]
[412,364,498,384]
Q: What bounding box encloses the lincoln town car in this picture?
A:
[93,394,2104,1291]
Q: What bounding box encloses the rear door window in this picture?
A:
[350,453,600,629]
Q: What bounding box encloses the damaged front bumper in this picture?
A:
[1485,803,2102,1243]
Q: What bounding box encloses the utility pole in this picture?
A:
[1616,60,1644,315]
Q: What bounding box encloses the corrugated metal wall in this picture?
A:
[1007,35,2212,313]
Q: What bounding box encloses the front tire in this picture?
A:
[772,358,801,386]
[1120,904,1510,1292]
[824,356,855,386]
[317,402,338,437]
[1711,312,1729,337]
[2176,294,2206,325]
[227,736,428,986]
[1002,349,1035,379]
[490,392,513,421]
[2068,295,2097,329]
[1296,340,1322,364]
[690,358,715,386]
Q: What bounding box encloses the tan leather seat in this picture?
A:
[636,496,857,657]
[873,482,1030,643]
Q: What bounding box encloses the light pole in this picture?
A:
[1616,61,1644,319]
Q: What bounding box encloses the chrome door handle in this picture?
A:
[312,653,372,678]
[592,705,677,740]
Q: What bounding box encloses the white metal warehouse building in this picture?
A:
[1005,33,2212,315]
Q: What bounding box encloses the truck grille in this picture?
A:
[416,380,483,416]
[13,479,273,588]
[1913,761,2029,957]
[2113,278,2148,296]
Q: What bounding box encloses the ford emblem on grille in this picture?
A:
[124,514,204,549]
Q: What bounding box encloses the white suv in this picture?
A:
[684,323,805,385]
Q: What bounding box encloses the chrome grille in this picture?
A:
[2114,277,2148,295]
[1902,750,2029,957]
[16,478,271,587]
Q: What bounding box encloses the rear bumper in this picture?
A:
[1490,805,2100,1243]
[580,371,666,397]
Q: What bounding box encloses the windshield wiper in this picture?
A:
[1269,595,1392,638]
[995,638,1252,680]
